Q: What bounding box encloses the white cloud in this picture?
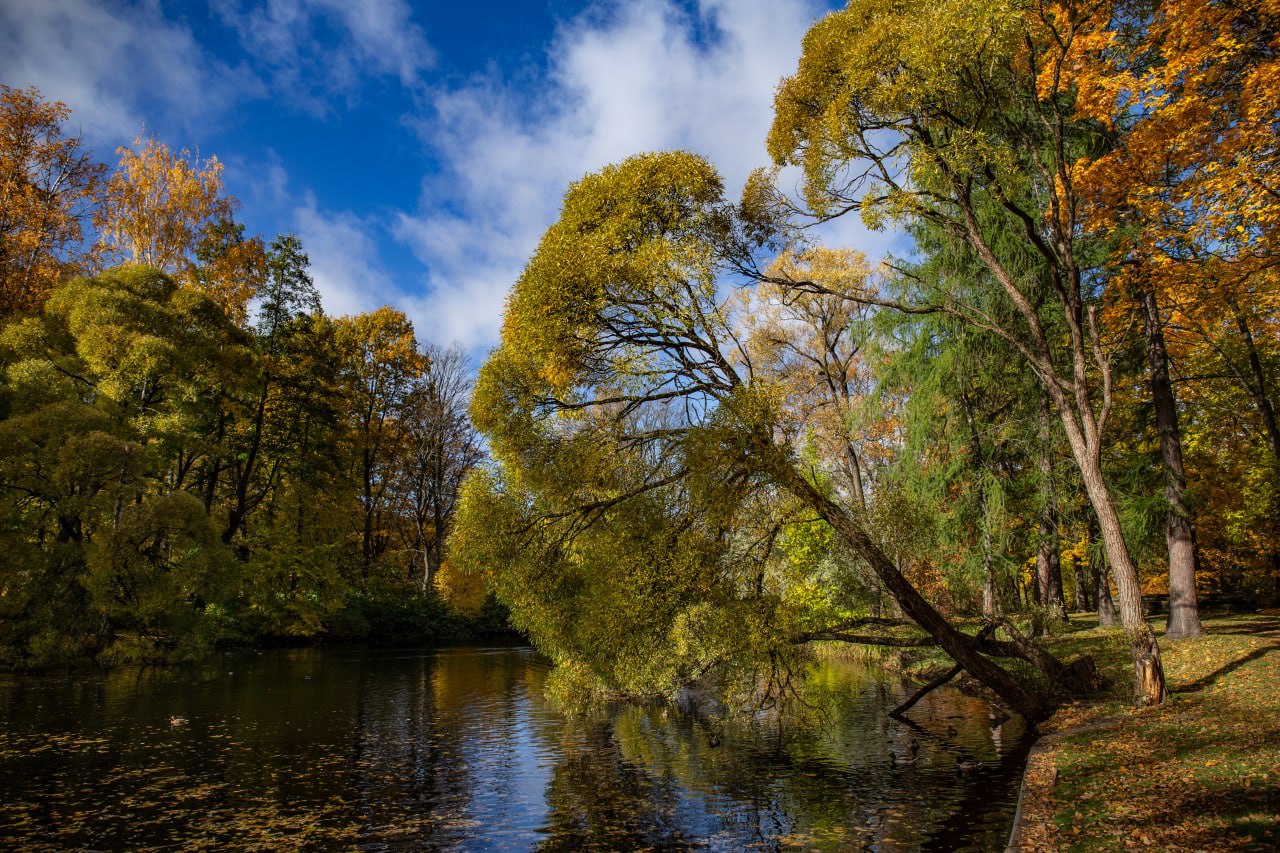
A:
[395,0,894,354]
[0,0,261,147]
[212,0,435,110]
[292,194,399,319]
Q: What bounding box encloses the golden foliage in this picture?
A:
[434,557,488,617]
[0,85,105,317]
[95,135,258,322]
[1059,0,1280,327]
[501,150,725,393]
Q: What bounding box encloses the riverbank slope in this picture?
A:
[1014,611,1279,850]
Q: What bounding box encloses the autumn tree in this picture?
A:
[215,234,331,547]
[0,266,242,664]
[0,89,492,660]
[1062,0,1280,614]
[397,342,482,591]
[458,151,1083,721]
[765,0,1167,703]
[738,247,881,515]
[0,85,104,318]
[94,135,258,322]
[336,306,428,579]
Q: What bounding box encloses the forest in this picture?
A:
[0,87,493,668]
[1,0,1276,722]
[450,0,1279,721]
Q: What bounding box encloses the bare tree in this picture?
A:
[399,343,483,591]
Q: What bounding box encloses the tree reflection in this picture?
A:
[0,649,1029,851]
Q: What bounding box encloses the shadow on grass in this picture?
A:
[1163,782,1280,850]
[1177,643,1280,694]
[1209,616,1280,637]
[1054,720,1280,850]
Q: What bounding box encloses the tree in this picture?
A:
[336,306,427,579]
[459,152,1071,721]
[192,217,267,329]
[765,0,1167,703]
[397,342,482,591]
[737,247,881,515]
[94,135,254,322]
[872,226,1054,620]
[1062,0,1280,615]
[257,234,320,342]
[0,85,104,318]
[215,236,331,548]
[0,266,242,664]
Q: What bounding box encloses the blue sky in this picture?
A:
[1,0,892,355]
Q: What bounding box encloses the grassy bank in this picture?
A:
[1016,611,1280,851]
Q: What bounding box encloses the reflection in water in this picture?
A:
[0,647,1028,850]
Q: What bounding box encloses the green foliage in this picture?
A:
[0,260,481,668]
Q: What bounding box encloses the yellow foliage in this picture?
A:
[96,135,234,272]
[94,134,265,324]
[434,558,488,618]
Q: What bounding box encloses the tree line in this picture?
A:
[0,85,485,667]
[454,0,1278,719]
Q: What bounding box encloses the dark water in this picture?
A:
[0,646,1029,850]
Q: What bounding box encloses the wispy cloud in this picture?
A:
[0,0,261,145]
[293,193,399,319]
[394,0,889,354]
[212,0,436,111]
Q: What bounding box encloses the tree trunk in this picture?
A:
[1038,375,1165,703]
[1139,288,1203,639]
[1070,550,1090,612]
[1037,394,1068,621]
[1080,458,1167,703]
[1227,300,1280,579]
[981,523,998,619]
[774,458,1050,722]
[1229,300,1280,465]
[223,381,269,545]
[1089,516,1119,627]
[959,387,998,618]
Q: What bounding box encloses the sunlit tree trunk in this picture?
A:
[775,457,1050,721]
[1138,287,1203,638]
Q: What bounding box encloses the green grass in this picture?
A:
[1022,612,1280,851]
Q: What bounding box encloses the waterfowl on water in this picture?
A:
[956,755,980,771]
[168,716,187,727]
[890,737,920,766]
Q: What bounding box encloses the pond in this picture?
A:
[0,646,1029,850]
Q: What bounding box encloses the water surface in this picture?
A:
[0,646,1028,850]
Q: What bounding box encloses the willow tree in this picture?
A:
[0,266,244,664]
[765,0,1166,703]
[457,152,1080,721]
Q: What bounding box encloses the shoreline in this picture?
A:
[1003,612,1279,850]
